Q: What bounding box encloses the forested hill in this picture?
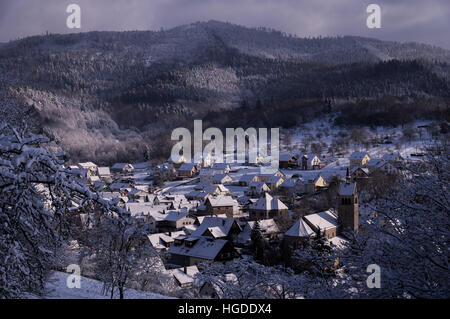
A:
[0,20,449,163]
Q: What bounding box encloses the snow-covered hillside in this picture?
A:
[39,272,173,299]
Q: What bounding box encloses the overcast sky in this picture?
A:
[0,0,449,49]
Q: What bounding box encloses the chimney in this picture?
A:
[168,231,172,237]
[346,167,350,183]
[184,266,187,274]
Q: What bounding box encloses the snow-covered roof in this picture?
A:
[304,210,338,231]
[285,219,315,237]
[338,182,356,196]
[267,175,284,183]
[164,211,189,222]
[350,167,369,175]
[89,175,100,182]
[78,162,97,169]
[212,174,231,183]
[191,216,238,238]
[250,193,288,211]
[203,184,230,195]
[279,153,297,161]
[148,231,187,249]
[239,174,257,183]
[381,153,402,162]
[349,152,369,160]
[365,158,382,167]
[132,162,150,170]
[178,163,197,171]
[249,181,270,190]
[302,153,319,160]
[211,163,230,170]
[168,237,228,260]
[279,179,296,188]
[248,219,280,234]
[199,169,217,177]
[206,195,235,207]
[206,226,228,238]
[169,266,200,286]
[97,167,111,176]
[112,163,133,170]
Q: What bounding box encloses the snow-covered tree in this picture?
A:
[195,259,299,299]
[85,214,162,299]
[334,140,449,298]
[0,124,137,298]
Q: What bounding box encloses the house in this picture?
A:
[350,167,369,180]
[265,175,285,190]
[132,162,151,170]
[249,193,289,220]
[68,168,92,180]
[78,162,98,173]
[245,182,270,197]
[202,196,236,217]
[303,174,328,194]
[349,152,371,169]
[279,154,298,169]
[127,188,149,202]
[278,179,297,195]
[375,160,398,175]
[211,163,231,174]
[381,153,404,166]
[88,175,101,185]
[97,167,111,178]
[167,154,187,167]
[238,174,258,186]
[185,190,211,201]
[177,163,198,178]
[284,218,316,243]
[237,219,281,245]
[154,164,177,178]
[203,184,231,196]
[303,209,339,239]
[199,169,216,183]
[168,266,200,288]
[299,154,321,170]
[168,237,238,267]
[366,158,397,175]
[111,163,134,174]
[191,217,242,242]
[257,170,285,183]
[212,174,233,185]
[158,211,196,232]
[147,231,187,251]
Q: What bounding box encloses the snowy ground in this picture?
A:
[286,119,435,164]
[39,271,173,299]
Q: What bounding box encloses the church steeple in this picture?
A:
[337,181,358,232]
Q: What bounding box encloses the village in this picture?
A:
[62,127,409,296]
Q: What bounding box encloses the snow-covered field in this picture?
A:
[38,272,173,299]
[286,119,434,162]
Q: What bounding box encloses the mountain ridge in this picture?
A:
[0,20,448,164]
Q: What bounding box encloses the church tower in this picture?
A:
[338,181,359,232]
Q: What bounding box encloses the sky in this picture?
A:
[0,0,449,49]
